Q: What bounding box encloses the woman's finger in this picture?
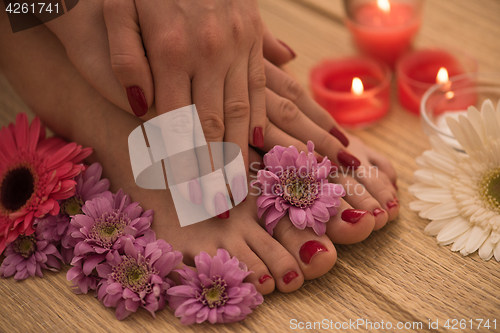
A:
[222,57,252,205]
[103,0,154,117]
[192,69,233,218]
[265,88,360,170]
[262,24,296,66]
[262,118,314,157]
[264,59,350,147]
[148,43,202,208]
[248,42,267,150]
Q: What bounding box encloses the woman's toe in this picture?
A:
[271,217,337,280]
[225,240,275,295]
[246,226,304,293]
[335,175,389,230]
[326,199,375,244]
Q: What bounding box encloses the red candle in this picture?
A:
[344,0,423,67]
[310,57,391,128]
[396,48,478,114]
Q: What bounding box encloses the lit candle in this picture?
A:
[436,68,456,99]
[310,57,391,128]
[351,77,364,95]
[344,0,423,68]
[420,73,489,151]
[436,67,449,84]
[396,48,478,114]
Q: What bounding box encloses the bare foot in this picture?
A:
[0,19,396,296]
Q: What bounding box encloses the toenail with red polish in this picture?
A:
[387,201,398,209]
[341,209,368,223]
[283,271,299,284]
[373,208,385,217]
[299,240,328,265]
[337,150,361,170]
[329,126,349,147]
[214,192,230,219]
[259,274,272,284]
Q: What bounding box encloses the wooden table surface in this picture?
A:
[1,0,500,332]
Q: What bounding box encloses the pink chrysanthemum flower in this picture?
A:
[66,231,157,295]
[66,255,101,294]
[252,141,345,236]
[61,162,111,217]
[96,236,182,320]
[70,189,153,261]
[0,113,92,253]
[0,231,62,280]
[36,163,110,263]
[36,213,74,264]
[168,249,263,325]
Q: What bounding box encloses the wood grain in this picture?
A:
[1,0,500,332]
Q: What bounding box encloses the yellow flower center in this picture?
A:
[478,168,500,212]
[198,276,228,308]
[61,196,84,216]
[13,234,36,258]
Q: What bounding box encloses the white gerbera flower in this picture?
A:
[410,99,500,261]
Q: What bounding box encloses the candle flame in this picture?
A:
[351,77,364,95]
[436,67,449,84]
[377,0,391,13]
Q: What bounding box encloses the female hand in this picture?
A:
[41,0,295,218]
[256,60,399,230]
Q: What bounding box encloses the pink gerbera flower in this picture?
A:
[252,141,345,236]
[0,113,92,253]
[0,232,62,280]
[168,249,263,325]
[96,236,182,320]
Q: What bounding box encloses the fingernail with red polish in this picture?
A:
[126,86,148,117]
[277,39,296,59]
[259,274,272,284]
[299,240,328,265]
[283,271,299,284]
[373,208,385,217]
[253,127,264,148]
[231,175,247,203]
[188,179,203,205]
[341,209,368,224]
[214,192,229,219]
[316,155,324,164]
[337,150,361,170]
[387,200,398,209]
[329,127,349,147]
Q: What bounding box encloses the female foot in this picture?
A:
[0,18,393,295]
